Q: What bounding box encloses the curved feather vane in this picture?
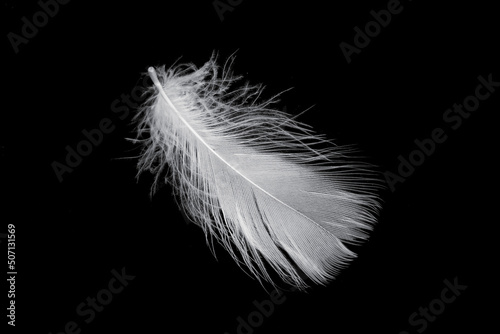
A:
[134,53,382,289]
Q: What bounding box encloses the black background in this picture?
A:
[2,0,498,333]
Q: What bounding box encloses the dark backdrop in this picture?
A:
[3,0,498,333]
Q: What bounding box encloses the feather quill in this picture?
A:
[134,53,382,289]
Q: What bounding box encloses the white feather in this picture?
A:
[134,53,382,289]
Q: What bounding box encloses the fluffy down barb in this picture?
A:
[134,53,382,289]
